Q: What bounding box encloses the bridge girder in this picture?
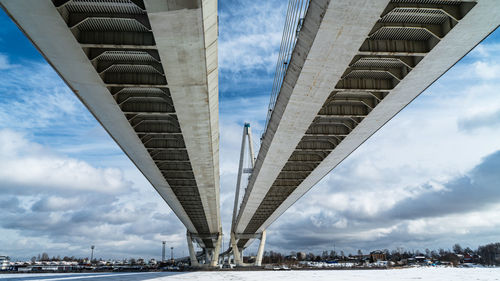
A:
[1,0,221,250]
[233,0,499,249]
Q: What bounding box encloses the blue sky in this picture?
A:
[1,1,500,260]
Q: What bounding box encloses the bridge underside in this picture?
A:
[235,0,499,248]
[1,0,220,248]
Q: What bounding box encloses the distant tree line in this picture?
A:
[261,242,500,265]
[31,252,98,263]
[477,243,500,265]
[29,253,151,265]
[27,242,500,266]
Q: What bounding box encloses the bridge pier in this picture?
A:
[186,231,223,267]
[204,249,211,264]
[230,231,267,267]
[230,233,243,266]
[186,231,199,267]
[255,230,266,266]
[210,232,222,266]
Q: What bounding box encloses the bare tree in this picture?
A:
[330,250,336,259]
[453,244,463,255]
[322,251,329,260]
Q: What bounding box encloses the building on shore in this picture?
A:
[370,251,386,263]
[0,256,10,271]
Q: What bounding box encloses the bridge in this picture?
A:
[1,0,221,266]
[230,0,499,266]
[2,0,499,268]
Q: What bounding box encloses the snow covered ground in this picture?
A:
[145,268,499,281]
[0,268,499,281]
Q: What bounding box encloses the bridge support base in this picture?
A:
[255,230,266,266]
[186,231,199,267]
[230,233,243,266]
[210,232,222,266]
[230,231,267,267]
[204,249,211,264]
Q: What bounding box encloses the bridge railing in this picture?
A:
[262,0,310,140]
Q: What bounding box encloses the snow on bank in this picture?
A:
[144,267,500,281]
[0,268,497,280]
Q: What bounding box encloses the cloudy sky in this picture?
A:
[1,1,500,260]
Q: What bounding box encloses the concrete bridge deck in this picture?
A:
[233,0,499,249]
[1,0,221,254]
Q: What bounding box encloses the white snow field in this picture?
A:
[144,268,499,281]
[0,268,499,281]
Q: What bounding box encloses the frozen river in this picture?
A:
[0,268,499,281]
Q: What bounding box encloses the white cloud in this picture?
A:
[219,0,286,73]
[31,196,82,212]
[0,53,13,70]
[0,129,130,195]
[473,61,500,79]
[0,61,85,130]
[406,205,500,236]
[468,42,500,59]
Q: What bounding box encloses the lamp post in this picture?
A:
[90,245,95,264]
[170,247,174,263]
[162,241,166,262]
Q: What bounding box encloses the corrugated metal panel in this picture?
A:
[344,70,396,80]
[351,57,405,68]
[65,0,144,14]
[390,0,462,4]
[381,8,449,24]
[103,64,162,73]
[123,96,169,103]
[115,87,167,95]
[76,17,149,32]
[96,51,158,62]
[370,26,433,40]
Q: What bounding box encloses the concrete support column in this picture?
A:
[255,230,267,266]
[205,249,212,264]
[186,231,199,267]
[230,233,242,265]
[210,232,222,266]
